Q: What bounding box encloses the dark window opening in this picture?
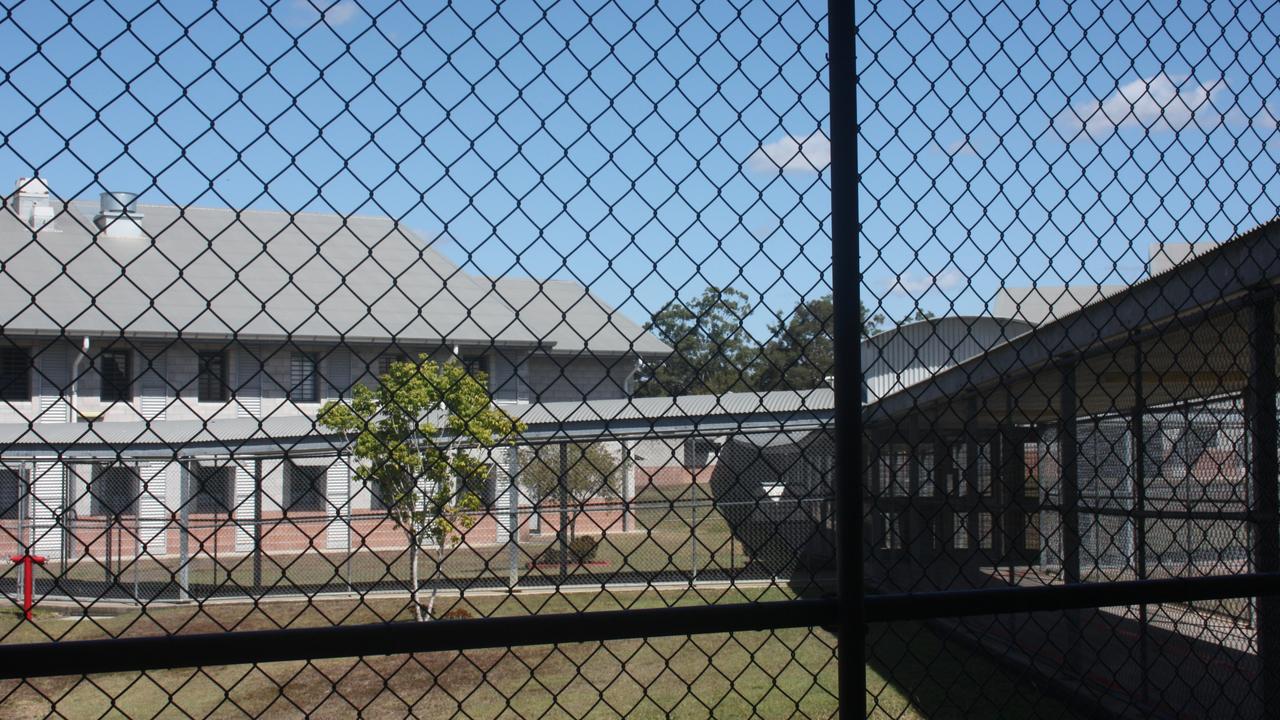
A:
[99,349,132,403]
[189,464,234,515]
[460,353,487,381]
[91,465,139,517]
[284,462,326,513]
[0,467,23,519]
[0,347,31,402]
[197,351,228,403]
[290,352,320,403]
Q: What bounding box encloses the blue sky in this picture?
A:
[0,0,831,339]
[5,0,1274,340]
[858,0,1280,323]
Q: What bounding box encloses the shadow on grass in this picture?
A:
[865,620,1084,720]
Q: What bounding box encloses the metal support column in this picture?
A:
[253,458,263,596]
[1060,361,1082,675]
[507,446,520,588]
[1249,296,1280,719]
[828,0,860,715]
[1130,345,1149,700]
[178,462,191,602]
[558,443,569,583]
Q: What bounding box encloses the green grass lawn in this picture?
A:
[0,587,1081,719]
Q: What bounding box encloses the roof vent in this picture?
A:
[94,191,144,239]
[10,177,55,231]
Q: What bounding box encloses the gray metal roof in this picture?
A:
[865,217,1280,432]
[0,388,834,456]
[0,199,670,356]
[509,388,833,441]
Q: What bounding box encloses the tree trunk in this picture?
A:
[409,531,423,622]
[427,547,440,619]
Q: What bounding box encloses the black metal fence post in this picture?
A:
[1130,344,1149,701]
[1249,295,1280,719]
[828,0,860,716]
[1060,361,1082,675]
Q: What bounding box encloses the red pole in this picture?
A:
[10,554,46,621]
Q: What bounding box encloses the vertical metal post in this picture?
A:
[178,462,191,602]
[1249,296,1280,720]
[1060,361,1082,675]
[253,458,263,595]
[558,443,569,583]
[1130,346,1148,699]
[828,0,861,715]
[691,472,699,584]
[507,445,520,588]
[16,464,29,600]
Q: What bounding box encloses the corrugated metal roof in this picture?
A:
[512,388,834,426]
[862,316,1033,401]
[0,415,326,450]
[865,217,1280,428]
[0,388,834,453]
[0,199,670,356]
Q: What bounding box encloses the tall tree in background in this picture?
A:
[635,286,756,397]
[756,295,835,390]
[862,300,886,338]
[901,308,936,324]
[753,297,913,390]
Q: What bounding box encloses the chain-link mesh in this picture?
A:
[0,0,858,717]
[860,0,1280,717]
[3,0,1279,717]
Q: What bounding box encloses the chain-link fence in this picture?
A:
[1,0,1279,718]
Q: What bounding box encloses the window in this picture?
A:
[367,472,412,511]
[197,351,228,402]
[99,349,132,402]
[881,512,903,550]
[976,442,993,496]
[0,467,22,519]
[91,465,139,516]
[460,353,488,383]
[380,353,411,375]
[189,464,234,514]
[290,352,319,402]
[367,477,390,511]
[951,445,968,496]
[0,347,30,401]
[918,448,935,497]
[284,461,326,513]
[953,512,970,550]
[1024,512,1041,550]
[978,513,994,550]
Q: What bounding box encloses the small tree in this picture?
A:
[518,443,624,542]
[319,355,522,621]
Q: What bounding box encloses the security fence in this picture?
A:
[0,0,1279,719]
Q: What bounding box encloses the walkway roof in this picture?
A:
[863,219,1280,436]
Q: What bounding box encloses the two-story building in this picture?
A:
[0,178,670,561]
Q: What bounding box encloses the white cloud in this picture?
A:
[293,0,360,26]
[1056,73,1227,139]
[748,132,830,174]
[886,267,965,296]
